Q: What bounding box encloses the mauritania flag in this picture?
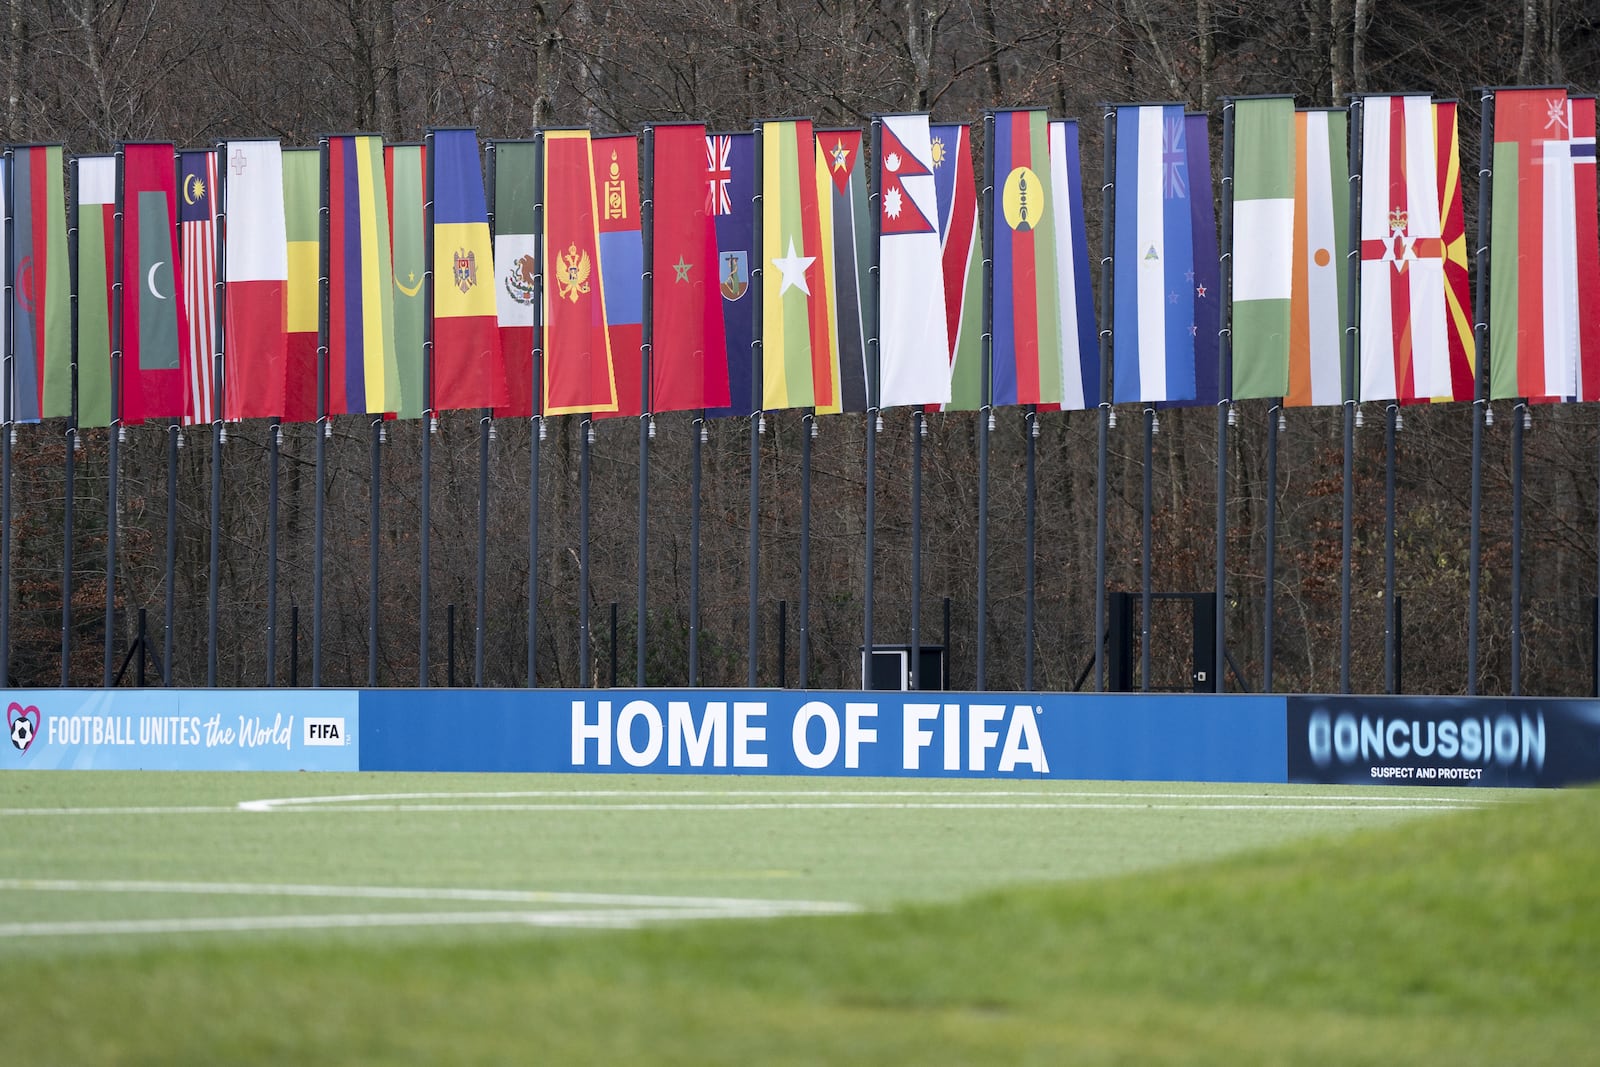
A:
[543,129,617,416]
[327,134,398,416]
[1286,109,1351,408]
[1230,96,1296,400]
[75,156,116,428]
[120,142,189,425]
[706,131,756,418]
[7,145,70,423]
[814,128,870,414]
[223,140,289,421]
[1049,120,1099,410]
[431,129,507,413]
[1429,100,1476,404]
[387,142,426,419]
[878,114,949,409]
[930,124,983,411]
[651,123,730,413]
[492,140,539,418]
[593,135,643,418]
[991,108,1063,407]
[179,149,219,425]
[281,148,321,422]
[1113,104,1196,405]
[1358,95,1450,402]
[1573,97,1600,401]
[761,119,834,411]
[1490,87,1579,402]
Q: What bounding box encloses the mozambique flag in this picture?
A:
[593,134,643,417]
[651,123,730,413]
[431,129,508,413]
[7,145,71,422]
[387,142,426,419]
[281,147,321,422]
[327,134,398,416]
[929,124,983,411]
[120,142,189,425]
[492,140,539,418]
[75,156,116,428]
[222,139,289,421]
[705,131,755,418]
[814,127,870,414]
[761,119,834,411]
[543,129,617,415]
[992,108,1064,407]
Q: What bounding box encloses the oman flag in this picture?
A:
[223,140,289,420]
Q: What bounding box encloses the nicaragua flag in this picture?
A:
[1113,104,1196,405]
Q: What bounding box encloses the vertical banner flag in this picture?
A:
[76,156,116,428]
[1230,96,1296,400]
[1049,119,1100,410]
[651,123,731,413]
[706,131,755,418]
[814,127,869,414]
[991,108,1064,407]
[930,123,983,411]
[1113,104,1197,404]
[1574,97,1600,401]
[222,139,289,421]
[120,143,189,424]
[281,147,321,421]
[593,134,643,417]
[431,129,508,412]
[878,114,949,409]
[7,145,71,422]
[761,119,834,411]
[543,129,617,415]
[1287,109,1351,408]
[387,142,426,419]
[1489,87,1578,402]
[1358,95,1451,402]
[326,133,399,416]
[179,149,219,424]
[492,140,539,418]
[1431,100,1476,403]
[1186,112,1221,408]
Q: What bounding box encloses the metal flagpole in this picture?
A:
[478,141,498,690]
[1216,100,1237,693]
[748,123,763,688]
[1467,89,1493,695]
[638,128,654,686]
[267,417,280,683]
[910,410,924,689]
[1,147,13,686]
[1511,401,1525,694]
[1024,409,1037,689]
[800,413,812,686]
[420,130,436,687]
[1384,402,1398,692]
[63,157,81,685]
[689,415,703,684]
[313,137,330,688]
[163,407,177,682]
[864,118,882,685]
[1264,405,1280,690]
[105,147,125,686]
[1340,100,1364,694]
[579,416,592,684]
[1095,105,1116,692]
[1140,407,1154,691]
[368,415,381,685]
[208,143,226,687]
[977,111,995,689]
[528,134,545,689]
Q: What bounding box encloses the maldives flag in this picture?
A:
[75,156,116,428]
[179,149,219,424]
[280,148,321,422]
[929,124,983,411]
[431,129,507,412]
[705,131,756,418]
[7,145,71,423]
[222,140,289,420]
[992,108,1063,407]
[543,129,617,415]
[760,119,834,411]
[493,139,539,418]
[593,134,643,417]
[119,143,189,425]
[651,123,730,412]
[1574,97,1600,401]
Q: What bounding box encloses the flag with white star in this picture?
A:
[760,119,835,411]
[814,126,869,414]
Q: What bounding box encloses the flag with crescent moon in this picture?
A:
[119,142,189,425]
[387,142,426,419]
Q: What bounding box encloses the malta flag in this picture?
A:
[120,142,189,425]
[75,156,116,428]
[543,129,617,415]
[326,134,398,416]
[878,113,949,409]
[651,123,730,413]
[492,139,539,418]
[760,119,834,411]
[222,140,289,421]
[431,129,507,412]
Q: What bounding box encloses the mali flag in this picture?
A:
[7,145,71,423]
[651,123,730,413]
[387,142,426,419]
[281,148,321,422]
[543,129,617,415]
[760,119,833,411]
[492,140,539,418]
[431,129,508,412]
[120,142,189,425]
[326,134,398,416]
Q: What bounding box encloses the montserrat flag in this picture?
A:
[1490,87,1579,402]
[706,131,756,418]
[75,156,116,428]
[1286,109,1352,408]
[991,108,1063,407]
[543,129,617,415]
[120,142,190,425]
[878,113,949,410]
[281,148,321,421]
[929,124,983,411]
[222,140,289,421]
[760,119,834,411]
[387,142,426,419]
[1158,112,1221,410]
[593,134,643,417]
[326,134,398,416]
[1229,96,1296,401]
[1574,97,1600,401]
[814,127,870,414]
[492,140,539,418]
[179,149,219,425]
[651,123,730,413]
[1049,119,1100,411]
[431,129,508,413]
[6,145,71,422]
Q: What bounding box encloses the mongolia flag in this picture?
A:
[991,108,1063,407]
[814,127,870,414]
[651,123,730,413]
[431,129,508,413]
[878,114,949,410]
[1049,119,1099,411]
[930,124,983,411]
[7,145,70,422]
[543,129,617,416]
[760,119,834,411]
[492,140,539,418]
[281,148,321,422]
[1229,96,1296,401]
[1430,100,1476,404]
[706,131,755,418]
[75,156,116,428]
[1574,97,1600,401]
[222,140,289,421]
[326,133,399,416]
[120,142,189,425]
[1489,87,1578,402]
[1287,109,1351,408]
[1358,95,1451,403]
[179,149,219,425]
[593,134,642,417]
[388,142,426,419]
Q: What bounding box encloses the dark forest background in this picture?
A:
[3,0,1599,694]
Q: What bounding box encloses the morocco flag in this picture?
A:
[223,140,289,420]
[651,123,730,412]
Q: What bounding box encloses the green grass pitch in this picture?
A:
[1,772,1594,1064]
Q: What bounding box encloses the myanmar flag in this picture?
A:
[281,147,321,422]
[7,145,71,423]
[760,119,834,411]
[327,134,399,416]
[651,123,730,413]
[120,142,189,425]
[543,129,617,415]
[388,142,427,419]
[222,139,289,420]
[431,129,508,412]
[75,156,116,428]
[493,139,540,418]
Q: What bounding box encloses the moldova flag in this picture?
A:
[431,129,507,413]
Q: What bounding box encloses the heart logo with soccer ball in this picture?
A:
[7,702,40,754]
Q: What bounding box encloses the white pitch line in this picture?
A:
[236,800,1481,814]
[20,806,239,816]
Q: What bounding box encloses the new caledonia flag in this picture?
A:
[706,131,755,418]
[990,108,1064,407]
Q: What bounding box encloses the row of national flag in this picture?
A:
[5,97,1600,430]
